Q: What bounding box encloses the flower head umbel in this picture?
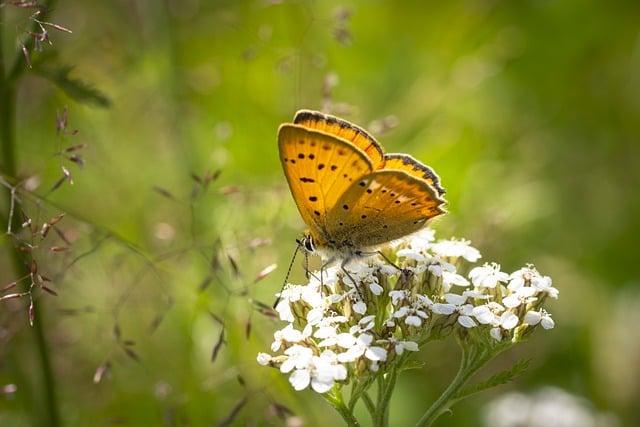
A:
[258,228,558,407]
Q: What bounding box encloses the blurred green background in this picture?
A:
[1,0,639,426]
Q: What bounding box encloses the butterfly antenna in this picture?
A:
[272,241,302,308]
[304,250,310,279]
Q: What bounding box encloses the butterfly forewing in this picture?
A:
[278,124,374,241]
[293,110,385,167]
[325,170,446,248]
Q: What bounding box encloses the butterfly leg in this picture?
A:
[376,250,404,273]
[318,257,336,297]
[356,249,404,273]
[340,257,365,301]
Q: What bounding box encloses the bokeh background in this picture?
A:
[1,0,639,426]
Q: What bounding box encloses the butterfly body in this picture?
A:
[279,110,446,260]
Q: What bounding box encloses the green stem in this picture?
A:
[1,4,60,426]
[362,392,376,423]
[323,387,361,427]
[415,347,489,427]
[374,367,398,427]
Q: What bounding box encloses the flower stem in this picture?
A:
[414,346,490,427]
[374,363,399,427]
[324,387,361,427]
[363,392,376,422]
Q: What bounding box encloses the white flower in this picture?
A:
[309,266,340,290]
[472,304,501,325]
[430,238,481,262]
[275,299,295,322]
[462,288,492,299]
[394,340,419,355]
[458,313,477,328]
[392,306,410,319]
[509,266,559,299]
[353,300,367,314]
[490,327,502,341]
[541,315,555,329]
[307,307,325,325]
[336,333,357,348]
[337,333,387,363]
[341,260,380,289]
[524,310,555,329]
[256,353,272,366]
[417,294,456,315]
[379,263,399,276]
[499,312,519,330]
[442,271,470,292]
[389,290,409,305]
[405,315,423,327]
[469,263,509,288]
[358,315,376,329]
[531,275,559,299]
[396,248,427,262]
[271,324,312,352]
[393,303,429,327]
[502,286,537,309]
[444,293,467,305]
[314,325,338,347]
[287,350,348,393]
[432,303,457,315]
[289,368,311,391]
[369,282,384,296]
[443,293,476,328]
[309,350,347,393]
[427,258,456,277]
[470,302,515,331]
[280,345,314,373]
[407,228,436,251]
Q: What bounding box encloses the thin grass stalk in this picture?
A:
[1,3,60,426]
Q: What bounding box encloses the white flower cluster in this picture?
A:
[258,229,558,394]
[484,387,619,427]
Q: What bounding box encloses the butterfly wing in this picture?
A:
[325,169,446,248]
[382,154,445,196]
[293,110,385,167]
[278,123,374,241]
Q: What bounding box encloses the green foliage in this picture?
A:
[454,359,531,401]
[34,64,111,108]
[1,0,639,426]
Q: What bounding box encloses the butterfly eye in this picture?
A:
[303,236,315,252]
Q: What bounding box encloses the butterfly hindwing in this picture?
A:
[293,110,385,167]
[325,170,446,247]
[278,124,374,240]
[382,154,445,196]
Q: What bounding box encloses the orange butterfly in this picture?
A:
[278,110,446,263]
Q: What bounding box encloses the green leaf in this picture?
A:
[453,359,530,401]
[398,359,425,372]
[34,65,111,108]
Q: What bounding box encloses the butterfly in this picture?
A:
[278,110,447,263]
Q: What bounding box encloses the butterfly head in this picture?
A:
[297,233,316,253]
